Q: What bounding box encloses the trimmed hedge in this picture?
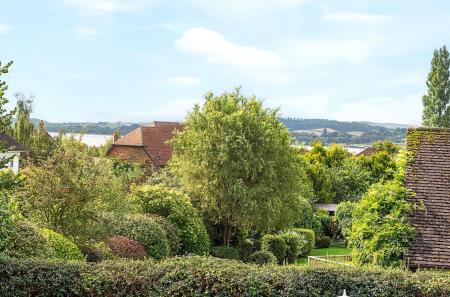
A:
[210,246,240,260]
[261,234,287,264]
[293,228,315,256]
[0,256,448,296]
[79,242,115,263]
[281,232,303,264]
[40,229,85,261]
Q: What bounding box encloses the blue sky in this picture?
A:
[0,0,449,124]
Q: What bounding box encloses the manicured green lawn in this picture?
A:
[297,247,352,265]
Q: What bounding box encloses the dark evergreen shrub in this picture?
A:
[316,235,331,248]
[239,238,254,261]
[107,236,147,260]
[260,234,287,264]
[79,242,115,263]
[211,246,240,260]
[247,251,277,265]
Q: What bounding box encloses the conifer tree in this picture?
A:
[13,92,34,148]
[422,46,450,127]
[0,61,15,168]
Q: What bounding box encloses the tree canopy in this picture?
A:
[422,45,450,127]
[170,89,313,245]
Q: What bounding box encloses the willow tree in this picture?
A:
[170,89,313,245]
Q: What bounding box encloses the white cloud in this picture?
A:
[175,27,283,67]
[73,25,101,38]
[194,0,309,15]
[323,12,393,24]
[65,0,154,14]
[0,24,11,34]
[169,76,201,86]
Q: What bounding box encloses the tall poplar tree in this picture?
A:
[422,46,450,127]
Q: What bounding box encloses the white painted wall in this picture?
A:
[1,152,20,174]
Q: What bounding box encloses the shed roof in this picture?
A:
[405,127,450,269]
[0,133,27,152]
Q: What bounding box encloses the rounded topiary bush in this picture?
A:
[79,241,116,262]
[211,246,240,260]
[293,228,315,256]
[40,229,84,261]
[247,251,277,265]
[133,185,210,255]
[281,232,304,264]
[106,214,169,260]
[149,214,181,256]
[260,234,287,264]
[316,235,331,248]
[107,236,147,260]
[3,220,53,259]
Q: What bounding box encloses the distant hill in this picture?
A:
[32,118,409,145]
[31,119,142,136]
[279,118,408,145]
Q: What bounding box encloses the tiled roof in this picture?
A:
[112,121,183,166]
[405,127,450,269]
[0,133,27,151]
[356,146,377,156]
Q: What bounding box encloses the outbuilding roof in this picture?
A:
[0,133,27,152]
[405,127,450,269]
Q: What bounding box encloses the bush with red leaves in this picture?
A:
[107,236,147,260]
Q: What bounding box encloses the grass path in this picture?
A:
[297,247,352,265]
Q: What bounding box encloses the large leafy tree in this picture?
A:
[170,89,313,245]
[422,46,450,127]
[12,92,34,148]
[15,137,129,240]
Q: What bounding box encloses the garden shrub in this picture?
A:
[79,242,115,263]
[350,180,415,268]
[1,256,448,296]
[313,209,332,236]
[247,251,277,265]
[239,238,254,261]
[149,214,181,256]
[0,192,16,252]
[211,246,240,260]
[41,229,84,261]
[335,201,356,238]
[107,236,147,260]
[281,232,304,263]
[292,228,315,256]
[133,185,210,255]
[316,235,331,248]
[106,214,169,260]
[260,234,287,264]
[3,220,53,259]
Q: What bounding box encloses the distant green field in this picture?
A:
[297,247,352,265]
